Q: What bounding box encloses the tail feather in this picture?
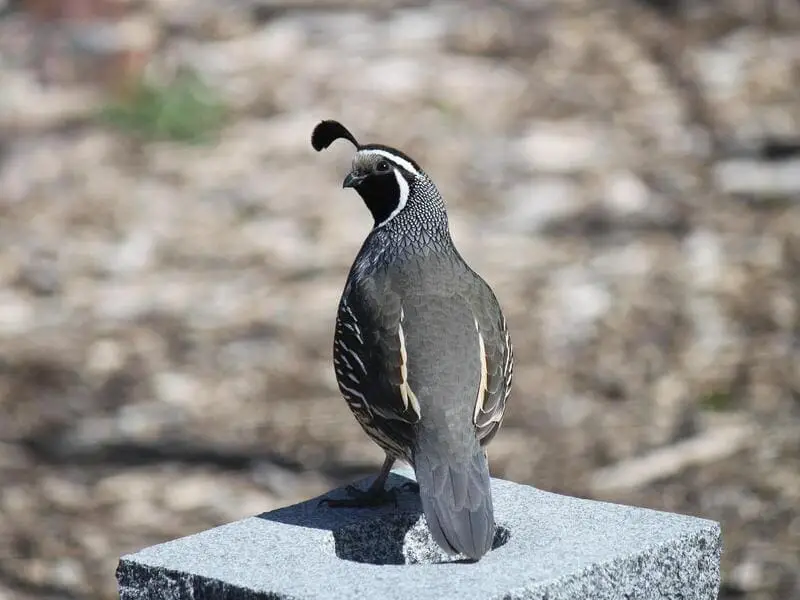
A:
[415,449,495,560]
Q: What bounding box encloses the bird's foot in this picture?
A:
[319,483,403,508]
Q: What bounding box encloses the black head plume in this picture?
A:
[311,120,361,152]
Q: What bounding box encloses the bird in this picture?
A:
[311,119,513,561]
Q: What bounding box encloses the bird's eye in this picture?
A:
[376,160,391,173]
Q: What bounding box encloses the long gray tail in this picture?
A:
[414,448,495,560]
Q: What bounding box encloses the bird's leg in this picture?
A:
[320,455,405,508]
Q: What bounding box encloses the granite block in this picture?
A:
[117,468,721,599]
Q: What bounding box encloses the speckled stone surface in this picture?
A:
[116,468,722,600]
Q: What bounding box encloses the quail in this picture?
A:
[311,120,513,561]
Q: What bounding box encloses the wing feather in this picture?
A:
[471,297,513,446]
[333,282,421,460]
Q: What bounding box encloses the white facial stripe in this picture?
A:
[375,168,409,228]
[359,149,420,177]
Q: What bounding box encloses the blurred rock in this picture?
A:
[14,245,61,296]
[0,291,35,335]
[516,121,612,174]
[602,170,650,217]
[729,557,765,593]
[714,158,800,197]
[499,177,583,233]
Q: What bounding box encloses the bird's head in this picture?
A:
[311,119,441,228]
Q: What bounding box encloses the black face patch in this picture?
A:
[353,170,403,225]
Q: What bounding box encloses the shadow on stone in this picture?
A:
[257,471,510,565]
[256,472,421,529]
[333,514,511,565]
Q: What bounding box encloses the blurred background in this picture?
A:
[0,0,799,598]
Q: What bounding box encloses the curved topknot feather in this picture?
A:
[311,120,360,152]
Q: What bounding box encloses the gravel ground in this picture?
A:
[0,1,799,598]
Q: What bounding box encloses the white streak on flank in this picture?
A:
[473,317,490,425]
[343,322,363,343]
[397,311,409,411]
[339,381,366,405]
[340,343,367,374]
[360,149,421,177]
[376,168,410,228]
[336,345,353,371]
[342,304,364,342]
[502,316,514,401]
[397,307,422,420]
